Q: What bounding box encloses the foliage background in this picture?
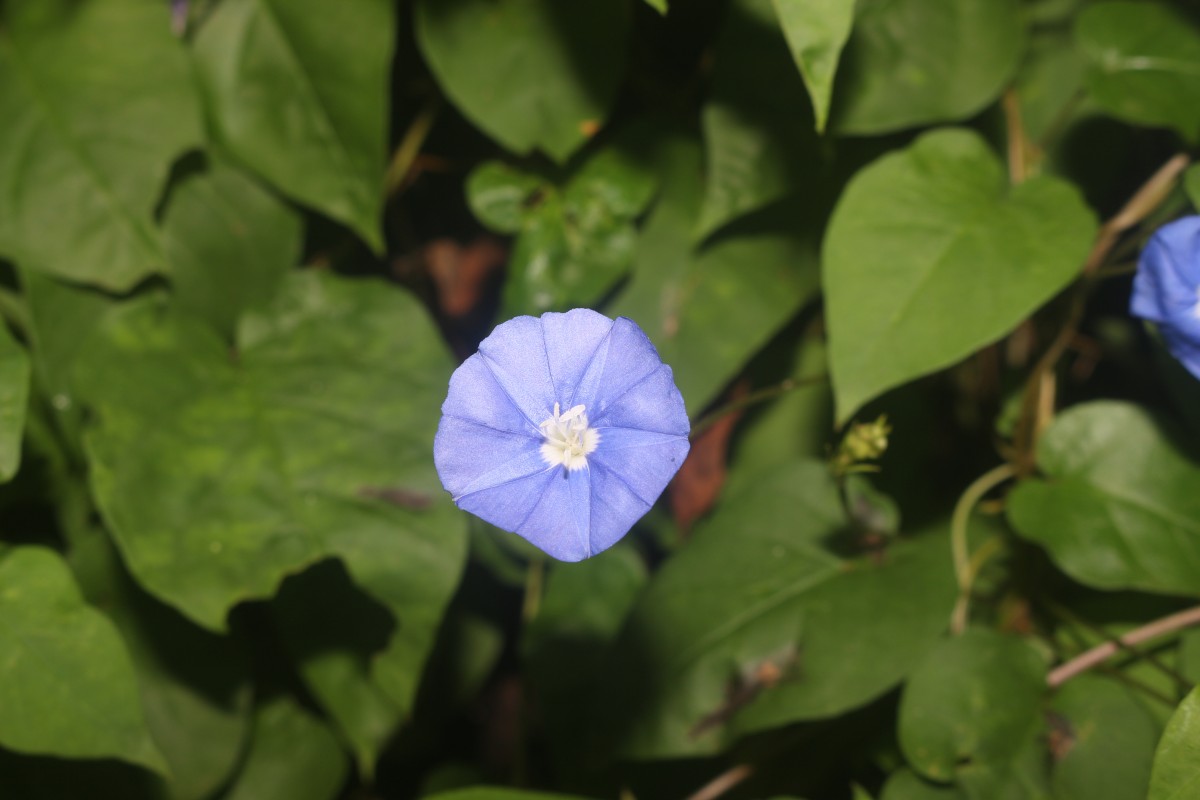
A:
[0,0,1199,798]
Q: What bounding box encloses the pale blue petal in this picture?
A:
[477,315,556,425]
[574,317,663,413]
[591,364,689,435]
[1132,215,1200,379]
[515,468,593,562]
[541,308,615,407]
[440,353,537,435]
[433,417,544,497]
[590,426,690,509]
[456,467,557,536]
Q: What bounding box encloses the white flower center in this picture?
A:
[539,402,600,471]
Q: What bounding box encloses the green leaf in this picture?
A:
[1007,401,1200,596]
[1186,164,1200,211]
[0,0,202,290]
[606,459,955,758]
[78,272,466,656]
[1149,686,1200,800]
[697,0,823,239]
[523,546,647,768]
[0,546,166,773]
[0,322,30,483]
[272,560,405,775]
[770,0,855,132]
[830,0,1024,135]
[898,629,1046,783]
[468,142,657,316]
[425,790,594,800]
[1076,2,1200,141]
[643,0,667,13]
[609,134,822,415]
[1050,675,1162,800]
[222,697,349,800]
[465,162,548,235]
[415,0,630,163]
[881,769,968,800]
[66,524,252,800]
[163,159,302,340]
[823,128,1097,423]
[192,0,393,250]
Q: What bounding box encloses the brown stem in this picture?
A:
[685,764,755,800]
[1047,605,1200,688]
[1013,153,1190,471]
[1003,88,1030,185]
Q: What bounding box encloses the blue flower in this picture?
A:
[434,309,690,561]
[1132,215,1200,381]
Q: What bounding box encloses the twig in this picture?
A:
[685,764,755,800]
[1013,153,1190,470]
[690,373,827,439]
[1003,88,1030,184]
[1046,601,1194,691]
[1048,605,1200,688]
[385,97,442,195]
[950,463,1016,634]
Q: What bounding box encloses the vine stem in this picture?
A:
[1048,605,1200,688]
[689,373,827,439]
[385,97,442,195]
[1012,152,1189,472]
[685,764,754,800]
[949,463,1016,635]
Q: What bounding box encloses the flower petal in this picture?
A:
[440,353,537,435]
[477,315,556,425]
[433,416,543,497]
[516,468,593,561]
[574,317,664,413]
[592,364,689,435]
[590,426,690,508]
[541,308,616,407]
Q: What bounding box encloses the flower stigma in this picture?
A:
[539,402,600,471]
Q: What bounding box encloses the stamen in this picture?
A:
[539,402,600,470]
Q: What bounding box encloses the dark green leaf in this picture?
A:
[222,697,349,800]
[0,0,202,289]
[1149,686,1200,800]
[0,321,29,483]
[830,0,1023,135]
[0,546,166,773]
[468,141,657,316]
[1007,401,1200,596]
[881,769,968,800]
[770,0,855,132]
[606,460,955,758]
[1076,2,1200,141]
[163,159,302,339]
[610,134,822,415]
[75,272,466,756]
[272,560,404,775]
[898,629,1045,783]
[823,128,1097,423]
[696,0,823,239]
[415,0,630,163]
[192,0,393,249]
[67,524,252,800]
[1049,675,1162,800]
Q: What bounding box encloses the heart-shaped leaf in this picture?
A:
[192,0,393,250]
[415,0,629,163]
[1077,2,1200,141]
[1008,401,1200,596]
[823,128,1097,423]
[0,0,202,290]
[0,546,166,773]
[1150,686,1200,800]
